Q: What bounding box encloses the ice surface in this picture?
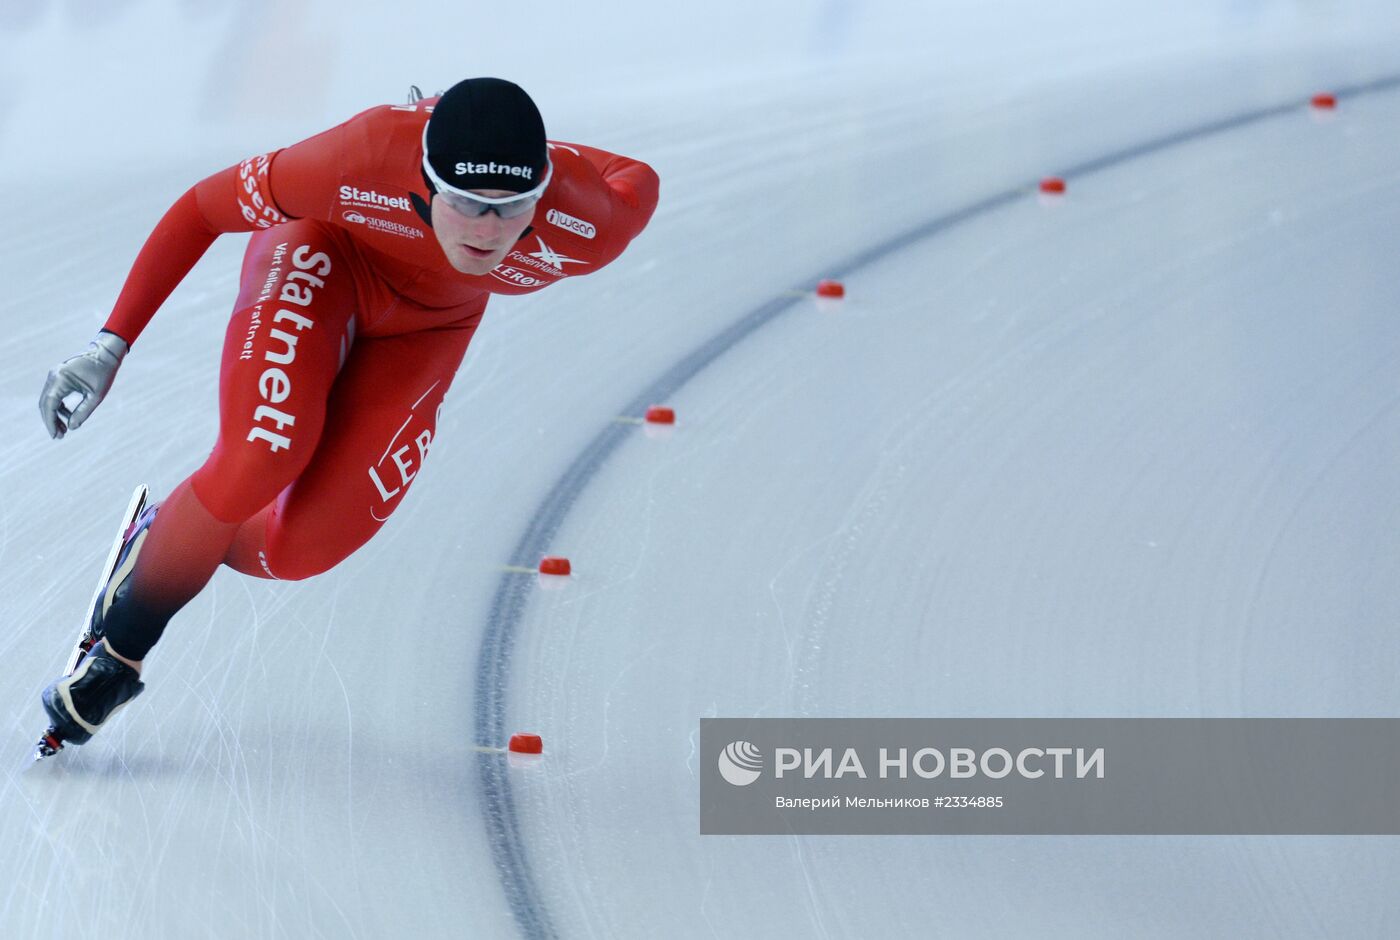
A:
[1,2,1399,937]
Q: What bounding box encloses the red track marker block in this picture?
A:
[509,733,543,754]
[816,279,845,298]
[645,405,675,425]
[1039,177,1066,195]
[539,556,571,576]
[1310,93,1336,110]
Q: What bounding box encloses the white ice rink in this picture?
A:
[2,2,1400,937]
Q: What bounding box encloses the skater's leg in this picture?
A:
[101,480,237,670]
[223,316,481,581]
[99,225,356,665]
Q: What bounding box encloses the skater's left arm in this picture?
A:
[562,142,660,245]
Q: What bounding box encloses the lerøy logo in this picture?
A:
[719,741,763,786]
[493,236,589,287]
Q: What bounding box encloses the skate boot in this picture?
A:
[41,640,144,746]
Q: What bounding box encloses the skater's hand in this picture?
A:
[39,331,129,439]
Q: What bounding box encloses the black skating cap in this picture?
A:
[424,78,548,195]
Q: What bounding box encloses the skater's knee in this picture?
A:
[259,548,339,582]
[261,520,361,582]
[218,506,340,582]
[225,527,331,581]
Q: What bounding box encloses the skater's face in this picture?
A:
[431,189,537,275]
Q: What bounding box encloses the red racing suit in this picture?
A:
[106,98,658,581]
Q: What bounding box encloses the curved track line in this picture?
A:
[472,72,1400,940]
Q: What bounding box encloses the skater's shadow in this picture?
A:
[17,738,189,781]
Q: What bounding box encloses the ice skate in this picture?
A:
[39,640,144,751]
[33,484,152,760]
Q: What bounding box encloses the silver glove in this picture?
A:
[39,331,130,439]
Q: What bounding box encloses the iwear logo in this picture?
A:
[545,208,596,239]
[719,741,763,786]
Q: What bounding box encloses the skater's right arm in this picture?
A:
[41,124,347,439]
[38,330,130,440]
[100,123,348,346]
[97,182,251,347]
[39,184,221,439]
[40,169,280,440]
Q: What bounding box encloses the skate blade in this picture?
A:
[31,728,64,763]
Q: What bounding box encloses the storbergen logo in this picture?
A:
[341,210,424,240]
[719,741,763,786]
[545,208,596,239]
